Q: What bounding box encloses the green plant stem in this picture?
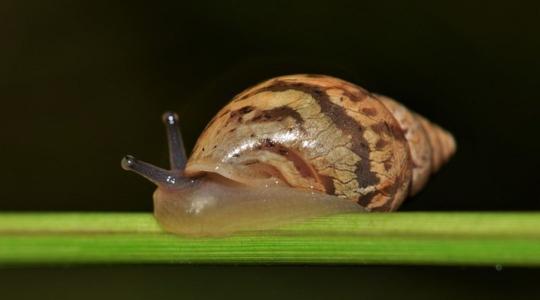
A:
[0,212,539,266]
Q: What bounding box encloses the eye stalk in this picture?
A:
[162,111,187,171]
[121,111,188,188]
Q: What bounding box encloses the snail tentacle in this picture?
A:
[121,155,185,187]
[122,113,190,188]
[162,111,187,171]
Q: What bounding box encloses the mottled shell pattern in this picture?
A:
[185,75,455,211]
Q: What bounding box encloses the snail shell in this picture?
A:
[122,74,455,235]
[186,74,455,211]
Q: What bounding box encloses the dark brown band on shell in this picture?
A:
[318,174,336,195]
[248,106,305,125]
[251,80,381,193]
[357,191,378,207]
[259,139,316,180]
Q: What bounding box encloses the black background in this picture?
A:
[1,1,540,299]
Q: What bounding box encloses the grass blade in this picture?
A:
[0,212,539,266]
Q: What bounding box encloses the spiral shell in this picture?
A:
[185,75,455,211]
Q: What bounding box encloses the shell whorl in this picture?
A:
[186,75,455,211]
[375,95,456,196]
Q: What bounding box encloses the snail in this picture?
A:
[122,74,456,236]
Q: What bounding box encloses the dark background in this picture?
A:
[1,0,540,299]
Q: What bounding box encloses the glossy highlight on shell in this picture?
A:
[186,74,456,211]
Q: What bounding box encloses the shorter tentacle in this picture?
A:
[121,155,183,187]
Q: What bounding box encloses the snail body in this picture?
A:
[122,74,455,236]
